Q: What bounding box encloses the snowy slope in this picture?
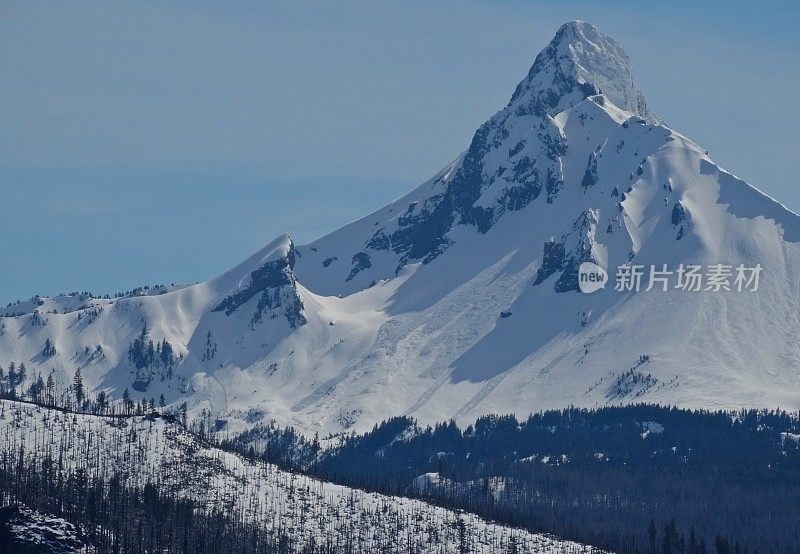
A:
[0,399,599,553]
[2,21,799,436]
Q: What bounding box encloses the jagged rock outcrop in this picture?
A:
[214,238,307,329]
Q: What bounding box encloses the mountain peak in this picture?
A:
[509,21,654,121]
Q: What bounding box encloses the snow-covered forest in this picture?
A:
[0,399,600,553]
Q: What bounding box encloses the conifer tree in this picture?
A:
[17,362,27,392]
[7,362,17,397]
[122,387,132,415]
[46,373,55,405]
[96,390,108,413]
[73,367,85,406]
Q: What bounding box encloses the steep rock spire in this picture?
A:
[509,21,654,120]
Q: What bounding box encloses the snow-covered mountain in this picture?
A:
[2,20,799,436]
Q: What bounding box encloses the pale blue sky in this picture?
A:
[1,0,798,305]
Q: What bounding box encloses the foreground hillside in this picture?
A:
[0,399,599,553]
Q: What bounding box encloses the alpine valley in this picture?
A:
[2,20,799,439]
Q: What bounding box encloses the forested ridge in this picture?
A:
[302,406,800,553]
[1,386,798,553]
[0,399,599,553]
[226,405,800,554]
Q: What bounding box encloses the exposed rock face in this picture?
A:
[337,21,655,275]
[214,239,307,329]
[510,21,654,121]
[346,252,373,282]
[533,210,600,293]
[582,151,599,190]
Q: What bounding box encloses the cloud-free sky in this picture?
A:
[2,0,798,305]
